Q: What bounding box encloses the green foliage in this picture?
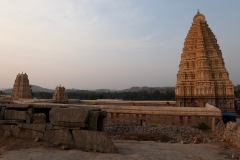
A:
[234,90,240,98]
[31,89,176,100]
[197,123,210,131]
[67,89,175,100]
[32,92,53,99]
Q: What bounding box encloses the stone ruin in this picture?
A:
[11,73,32,99]
[0,104,118,153]
[52,85,68,103]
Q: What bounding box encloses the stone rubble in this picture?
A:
[104,122,207,143]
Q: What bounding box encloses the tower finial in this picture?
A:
[197,9,200,14]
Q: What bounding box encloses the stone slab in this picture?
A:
[51,121,86,128]
[72,130,118,153]
[18,123,46,132]
[4,109,27,120]
[49,107,90,123]
[0,120,25,124]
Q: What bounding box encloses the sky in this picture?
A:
[0,0,239,90]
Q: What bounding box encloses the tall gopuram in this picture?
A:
[175,11,235,112]
[52,85,68,103]
[11,73,32,99]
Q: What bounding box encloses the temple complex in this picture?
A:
[52,85,68,103]
[175,11,235,112]
[11,73,32,99]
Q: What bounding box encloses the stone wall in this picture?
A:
[92,103,221,131]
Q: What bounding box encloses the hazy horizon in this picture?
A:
[1,1,239,90]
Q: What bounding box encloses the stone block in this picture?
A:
[0,120,24,124]
[72,130,118,153]
[33,113,46,124]
[51,121,86,128]
[0,124,43,139]
[4,109,27,120]
[43,129,74,148]
[18,123,46,132]
[16,129,43,139]
[49,107,89,124]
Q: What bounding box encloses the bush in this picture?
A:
[197,123,210,131]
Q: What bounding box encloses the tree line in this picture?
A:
[32,90,175,100]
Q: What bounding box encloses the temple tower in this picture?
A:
[52,85,68,103]
[175,11,235,112]
[11,73,32,99]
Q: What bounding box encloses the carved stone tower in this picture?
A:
[11,73,32,99]
[175,11,235,112]
[52,85,68,103]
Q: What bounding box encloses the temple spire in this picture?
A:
[197,9,200,14]
[175,12,234,112]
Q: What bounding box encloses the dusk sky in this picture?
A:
[0,0,239,90]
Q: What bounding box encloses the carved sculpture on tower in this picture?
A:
[52,85,68,103]
[11,73,32,99]
[175,11,235,112]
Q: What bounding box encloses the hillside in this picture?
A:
[2,85,54,94]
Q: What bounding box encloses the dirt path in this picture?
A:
[0,138,237,160]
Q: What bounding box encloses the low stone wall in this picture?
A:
[92,103,222,131]
[0,105,117,153]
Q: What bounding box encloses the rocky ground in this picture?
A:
[104,123,224,144]
[0,123,239,160]
[0,137,239,160]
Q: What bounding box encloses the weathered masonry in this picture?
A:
[0,103,117,153]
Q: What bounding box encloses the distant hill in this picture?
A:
[31,85,54,93]
[2,85,54,94]
[2,85,176,94]
[122,86,175,93]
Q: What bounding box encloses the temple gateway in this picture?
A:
[175,11,235,112]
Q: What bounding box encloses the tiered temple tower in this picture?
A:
[52,85,68,103]
[175,11,235,112]
[11,73,32,99]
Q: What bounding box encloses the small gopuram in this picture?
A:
[175,11,235,112]
[11,73,32,99]
[52,85,68,103]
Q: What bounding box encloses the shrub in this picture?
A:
[197,123,210,131]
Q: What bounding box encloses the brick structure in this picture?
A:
[11,73,32,99]
[175,11,234,112]
[52,85,68,103]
